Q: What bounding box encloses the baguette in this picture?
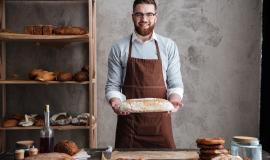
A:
[119,98,174,113]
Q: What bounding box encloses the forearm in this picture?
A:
[105,90,126,102]
[167,87,183,100]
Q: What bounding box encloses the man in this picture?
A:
[105,0,184,148]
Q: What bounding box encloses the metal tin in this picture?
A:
[231,136,262,160]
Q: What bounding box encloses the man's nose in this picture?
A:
[142,15,148,21]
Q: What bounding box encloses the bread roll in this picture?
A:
[57,72,73,81]
[29,69,44,80]
[119,98,174,113]
[36,71,56,81]
[54,140,79,156]
[196,137,225,145]
[73,71,89,82]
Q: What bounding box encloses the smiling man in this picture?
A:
[105,0,184,148]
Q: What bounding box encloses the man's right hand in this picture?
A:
[109,98,130,115]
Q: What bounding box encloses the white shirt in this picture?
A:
[105,31,184,102]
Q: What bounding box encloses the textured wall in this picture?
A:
[97,0,262,148]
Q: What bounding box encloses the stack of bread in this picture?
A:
[196,137,229,160]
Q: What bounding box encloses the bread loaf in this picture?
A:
[54,26,87,35]
[119,98,174,113]
[54,140,79,156]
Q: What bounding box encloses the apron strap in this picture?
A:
[128,34,161,60]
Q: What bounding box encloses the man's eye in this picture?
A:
[135,13,143,17]
[146,13,154,17]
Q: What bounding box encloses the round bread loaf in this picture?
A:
[200,148,229,155]
[197,144,225,149]
[74,71,89,82]
[57,72,73,81]
[196,137,225,145]
[54,140,79,156]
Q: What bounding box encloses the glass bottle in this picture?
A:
[39,104,54,153]
[231,136,262,160]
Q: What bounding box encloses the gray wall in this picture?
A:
[1,0,262,150]
[97,0,262,148]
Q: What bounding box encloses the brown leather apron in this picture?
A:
[115,35,176,148]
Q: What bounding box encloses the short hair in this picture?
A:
[133,0,157,11]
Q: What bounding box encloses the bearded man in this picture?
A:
[105,0,184,148]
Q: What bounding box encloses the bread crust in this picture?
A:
[54,140,79,156]
[54,26,87,35]
[196,137,225,145]
[3,119,18,127]
[119,98,174,113]
[197,144,224,149]
[200,148,229,155]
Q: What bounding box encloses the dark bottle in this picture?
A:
[40,104,54,153]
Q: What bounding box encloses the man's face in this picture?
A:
[132,4,157,36]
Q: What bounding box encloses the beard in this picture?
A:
[134,23,155,36]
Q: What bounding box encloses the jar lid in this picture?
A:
[232,136,259,145]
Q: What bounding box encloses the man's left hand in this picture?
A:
[168,94,183,112]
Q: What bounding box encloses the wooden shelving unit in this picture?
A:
[0,0,97,151]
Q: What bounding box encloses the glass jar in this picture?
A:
[231,136,262,160]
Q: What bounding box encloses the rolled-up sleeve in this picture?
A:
[105,45,126,102]
[166,40,184,99]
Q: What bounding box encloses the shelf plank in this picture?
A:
[0,125,90,130]
[0,80,96,84]
[0,32,89,42]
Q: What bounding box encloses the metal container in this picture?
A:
[231,136,262,160]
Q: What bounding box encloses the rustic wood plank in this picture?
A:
[0,0,6,153]
[110,150,199,160]
[0,125,91,130]
[0,80,94,84]
[92,0,97,149]
[0,32,89,42]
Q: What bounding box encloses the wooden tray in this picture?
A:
[105,150,199,160]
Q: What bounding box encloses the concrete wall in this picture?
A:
[97,0,262,148]
[1,0,262,150]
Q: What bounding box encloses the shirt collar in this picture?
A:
[132,31,158,43]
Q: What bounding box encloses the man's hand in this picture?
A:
[168,94,183,112]
[109,98,130,115]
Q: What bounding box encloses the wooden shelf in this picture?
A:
[0,32,89,42]
[0,125,90,130]
[0,79,96,84]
